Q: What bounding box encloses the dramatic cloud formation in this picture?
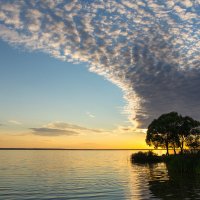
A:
[0,0,199,127]
[30,122,103,136]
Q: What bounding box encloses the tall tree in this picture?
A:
[186,127,200,152]
[146,112,200,155]
[146,112,180,155]
[177,116,200,154]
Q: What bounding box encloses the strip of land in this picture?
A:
[0,148,158,150]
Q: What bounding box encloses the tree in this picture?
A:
[146,112,200,155]
[186,127,200,152]
[146,112,181,155]
[176,116,200,154]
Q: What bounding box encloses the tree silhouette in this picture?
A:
[146,112,181,155]
[186,127,200,152]
[177,116,200,154]
[146,112,200,155]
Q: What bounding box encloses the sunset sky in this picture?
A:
[0,40,145,149]
[0,0,199,148]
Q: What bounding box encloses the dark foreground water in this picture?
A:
[0,150,200,200]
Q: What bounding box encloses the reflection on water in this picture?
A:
[147,164,200,199]
[0,150,199,199]
[131,161,200,199]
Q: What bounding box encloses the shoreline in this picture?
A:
[0,148,159,151]
[131,151,200,174]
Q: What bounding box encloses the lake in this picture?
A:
[0,150,199,199]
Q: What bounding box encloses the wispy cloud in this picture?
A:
[86,112,95,118]
[30,128,79,136]
[46,122,102,133]
[30,122,103,136]
[9,120,22,125]
[0,1,199,127]
[111,125,147,135]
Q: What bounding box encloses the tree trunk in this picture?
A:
[180,141,184,154]
[166,142,169,156]
[173,145,176,155]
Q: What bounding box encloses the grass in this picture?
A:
[165,152,200,174]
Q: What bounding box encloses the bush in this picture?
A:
[131,151,200,174]
[131,151,163,164]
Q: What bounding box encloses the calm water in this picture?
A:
[0,150,200,200]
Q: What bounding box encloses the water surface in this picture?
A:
[0,150,199,199]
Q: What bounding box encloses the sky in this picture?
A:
[0,0,199,148]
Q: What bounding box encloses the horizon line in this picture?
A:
[0,148,167,150]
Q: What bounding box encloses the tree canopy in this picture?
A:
[146,112,200,155]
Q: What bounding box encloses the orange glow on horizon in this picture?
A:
[0,131,149,149]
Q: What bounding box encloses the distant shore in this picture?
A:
[0,148,158,150]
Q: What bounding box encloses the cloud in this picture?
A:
[0,0,199,128]
[46,122,102,133]
[111,125,147,135]
[30,128,79,136]
[9,120,22,125]
[30,122,103,136]
[86,112,95,118]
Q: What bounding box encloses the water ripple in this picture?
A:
[0,150,199,199]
